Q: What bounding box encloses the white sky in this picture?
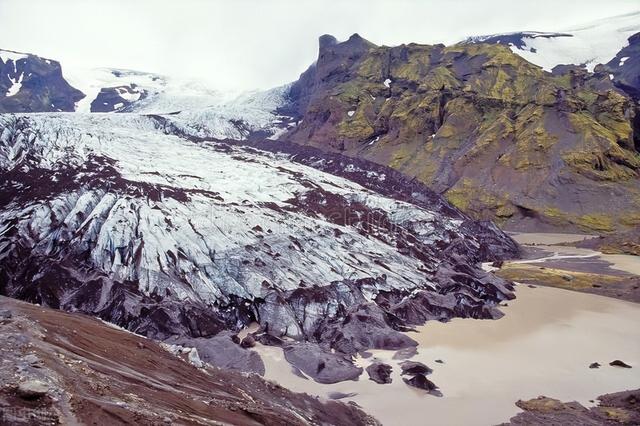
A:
[0,0,638,90]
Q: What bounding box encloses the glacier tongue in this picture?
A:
[0,111,517,378]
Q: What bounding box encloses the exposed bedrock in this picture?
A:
[366,362,393,384]
[282,34,640,235]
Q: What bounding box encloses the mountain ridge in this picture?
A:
[280,32,640,234]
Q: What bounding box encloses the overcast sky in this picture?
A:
[0,0,638,90]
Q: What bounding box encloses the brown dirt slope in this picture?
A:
[283,34,640,235]
[0,296,377,426]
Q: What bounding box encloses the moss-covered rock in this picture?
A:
[284,34,640,234]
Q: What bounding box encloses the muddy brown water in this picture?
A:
[249,233,640,426]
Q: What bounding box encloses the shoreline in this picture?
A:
[249,233,640,425]
[498,233,640,303]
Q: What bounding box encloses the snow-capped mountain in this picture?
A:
[0,48,84,112]
[62,64,297,140]
[463,11,640,72]
[1,50,293,140]
[605,32,640,99]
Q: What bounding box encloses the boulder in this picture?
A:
[403,374,441,396]
[240,335,256,348]
[328,391,357,400]
[166,332,265,375]
[283,342,362,384]
[393,346,418,360]
[366,362,392,384]
[400,361,433,376]
[17,379,49,399]
[610,360,632,368]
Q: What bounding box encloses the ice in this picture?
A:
[0,112,469,306]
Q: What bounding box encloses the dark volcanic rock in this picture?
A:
[605,33,640,104]
[610,360,632,368]
[166,332,265,375]
[400,361,433,376]
[393,346,418,360]
[502,389,640,425]
[328,391,358,400]
[317,302,418,355]
[283,342,363,384]
[90,84,146,112]
[255,332,285,347]
[0,49,84,112]
[589,362,601,369]
[403,374,441,396]
[240,334,256,348]
[366,362,393,384]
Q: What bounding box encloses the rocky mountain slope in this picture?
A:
[0,296,376,425]
[604,32,640,101]
[0,49,84,112]
[281,33,640,234]
[0,111,517,382]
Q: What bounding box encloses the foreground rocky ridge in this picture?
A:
[0,296,377,425]
[281,33,640,235]
[502,389,640,425]
[0,112,517,381]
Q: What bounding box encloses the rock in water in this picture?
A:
[240,335,256,348]
[366,362,393,384]
[610,360,632,368]
[167,332,265,375]
[328,392,358,400]
[403,374,441,396]
[393,347,418,360]
[400,361,433,376]
[283,342,363,384]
